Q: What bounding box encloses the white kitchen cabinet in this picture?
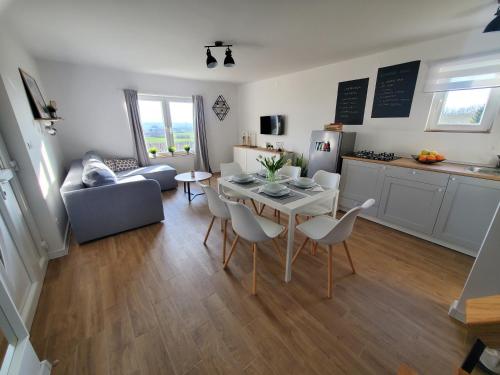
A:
[433,175,500,255]
[339,159,385,217]
[233,146,291,173]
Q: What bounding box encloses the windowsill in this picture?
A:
[149,152,196,159]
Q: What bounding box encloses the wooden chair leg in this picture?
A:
[311,241,318,256]
[223,235,240,269]
[327,244,333,299]
[295,215,300,225]
[274,209,277,217]
[343,241,356,274]
[250,199,259,214]
[204,216,216,244]
[220,217,224,232]
[258,204,266,215]
[277,211,281,224]
[271,238,285,266]
[252,243,257,295]
[292,237,309,264]
[222,219,228,264]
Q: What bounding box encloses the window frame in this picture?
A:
[138,94,195,157]
[425,87,500,133]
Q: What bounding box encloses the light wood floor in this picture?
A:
[30,181,483,375]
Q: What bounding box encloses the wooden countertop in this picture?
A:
[342,156,500,182]
[234,145,288,154]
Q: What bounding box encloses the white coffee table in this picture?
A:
[175,171,212,202]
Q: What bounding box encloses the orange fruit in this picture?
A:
[418,155,427,162]
[436,154,445,161]
[427,155,436,161]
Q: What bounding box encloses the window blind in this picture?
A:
[424,53,500,92]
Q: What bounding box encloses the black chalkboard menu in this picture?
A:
[334,78,369,125]
[371,60,420,118]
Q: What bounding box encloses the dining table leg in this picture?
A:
[285,209,296,282]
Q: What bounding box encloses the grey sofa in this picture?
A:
[60,152,177,243]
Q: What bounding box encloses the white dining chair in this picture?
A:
[292,199,375,298]
[296,170,341,220]
[199,183,231,264]
[221,196,285,295]
[219,162,259,212]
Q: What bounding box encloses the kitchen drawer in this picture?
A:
[384,166,450,187]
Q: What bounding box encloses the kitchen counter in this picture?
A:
[342,156,500,182]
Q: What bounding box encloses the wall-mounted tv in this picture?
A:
[260,115,285,135]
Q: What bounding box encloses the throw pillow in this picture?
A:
[104,159,117,171]
[82,160,117,187]
[82,150,103,165]
[113,158,139,172]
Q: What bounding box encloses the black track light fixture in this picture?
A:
[484,0,500,33]
[204,41,236,69]
[206,48,218,69]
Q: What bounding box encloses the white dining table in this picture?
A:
[218,174,338,282]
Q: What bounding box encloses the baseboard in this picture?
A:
[47,222,71,259]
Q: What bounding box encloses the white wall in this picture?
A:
[238,29,500,166]
[0,27,67,256]
[37,60,239,172]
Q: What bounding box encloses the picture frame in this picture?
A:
[19,68,51,119]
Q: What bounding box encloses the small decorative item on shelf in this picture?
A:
[257,154,286,182]
[265,142,274,150]
[276,142,285,152]
[148,147,157,158]
[46,100,58,119]
[168,146,176,156]
[324,123,343,132]
[184,145,191,154]
[241,130,248,146]
[249,131,257,148]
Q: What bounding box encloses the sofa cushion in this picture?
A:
[83,151,103,165]
[104,159,116,171]
[116,164,177,191]
[113,158,139,172]
[82,160,117,187]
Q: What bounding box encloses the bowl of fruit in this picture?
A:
[413,150,446,164]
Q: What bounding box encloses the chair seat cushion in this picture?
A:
[296,215,339,241]
[255,216,285,239]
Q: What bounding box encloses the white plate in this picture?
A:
[231,174,254,183]
[290,179,315,189]
[262,187,290,197]
[262,182,287,194]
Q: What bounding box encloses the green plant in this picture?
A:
[293,153,308,177]
[184,145,191,154]
[148,147,157,155]
[257,154,287,181]
[168,146,176,155]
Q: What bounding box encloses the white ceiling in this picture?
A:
[2,0,496,83]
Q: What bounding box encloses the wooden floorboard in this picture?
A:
[30,180,487,374]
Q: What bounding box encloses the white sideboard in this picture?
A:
[233,146,291,173]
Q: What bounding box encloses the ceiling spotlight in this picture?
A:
[206,48,218,68]
[204,41,235,69]
[484,1,500,33]
[224,47,235,67]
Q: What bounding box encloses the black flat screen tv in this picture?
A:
[260,115,284,135]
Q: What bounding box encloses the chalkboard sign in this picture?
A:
[334,78,369,125]
[371,60,420,118]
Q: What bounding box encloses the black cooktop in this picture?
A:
[349,150,400,162]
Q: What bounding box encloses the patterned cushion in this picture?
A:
[113,158,139,172]
[104,159,116,171]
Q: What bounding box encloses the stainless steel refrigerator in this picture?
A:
[307,131,356,177]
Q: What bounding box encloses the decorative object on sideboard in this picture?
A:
[212,95,230,121]
[204,41,235,68]
[148,147,157,159]
[484,0,500,33]
[265,142,274,150]
[184,145,191,155]
[275,142,285,152]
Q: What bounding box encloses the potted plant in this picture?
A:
[184,145,191,154]
[257,154,286,182]
[148,147,157,158]
[168,146,176,156]
[293,153,308,177]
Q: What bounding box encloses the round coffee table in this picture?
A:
[175,171,213,202]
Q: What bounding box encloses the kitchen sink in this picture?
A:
[466,166,500,175]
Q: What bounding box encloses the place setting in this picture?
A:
[226,173,263,188]
[287,176,325,195]
[253,182,305,203]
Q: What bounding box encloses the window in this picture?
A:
[426,87,500,132]
[138,95,195,155]
[425,53,500,133]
